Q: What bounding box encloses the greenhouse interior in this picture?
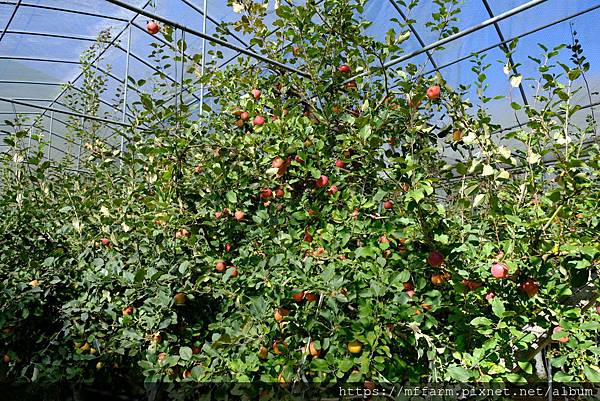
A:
[1,0,599,400]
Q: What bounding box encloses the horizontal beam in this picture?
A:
[0,79,62,86]
[344,0,549,83]
[0,1,129,22]
[421,3,600,78]
[104,0,310,78]
[0,97,134,128]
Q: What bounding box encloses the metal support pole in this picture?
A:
[343,0,549,84]
[0,0,21,45]
[104,0,309,77]
[47,111,54,160]
[121,25,132,157]
[76,117,83,170]
[199,0,208,116]
[481,0,529,105]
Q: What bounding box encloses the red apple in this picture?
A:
[427,251,444,268]
[485,291,496,301]
[260,188,273,199]
[462,279,482,291]
[100,238,110,246]
[216,261,226,272]
[194,165,202,174]
[305,293,318,302]
[225,243,232,252]
[272,157,284,168]
[316,175,329,188]
[240,111,250,121]
[345,80,357,89]
[379,235,390,244]
[292,290,305,302]
[491,262,509,279]
[229,266,238,278]
[383,200,393,210]
[275,188,285,198]
[335,159,346,168]
[303,229,313,242]
[147,21,160,35]
[251,88,261,99]
[327,185,338,195]
[215,211,223,219]
[596,305,600,314]
[403,282,414,291]
[338,64,351,73]
[234,211,245,221]
[253,116,265,126]
[520,279,539,297]
[426,85,441,100]
[553,326,569,343]
[122,306,134,316]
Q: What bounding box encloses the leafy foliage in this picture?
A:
[1,0,599,395]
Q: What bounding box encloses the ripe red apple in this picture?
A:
[194,164,202,174]
[406,290,415,298]
[338,64,351,73]
[216,261,226,272]
[292,46,300,56]
[225,243,232,252]
[122,306,134,316]
[305,292,318,302]
[485,291,496,301]
[272,157,284,168]
[383,200,393,210]
[379,235,390,244]
[316,175,329,188]
[174,293,186,305]
[462,279,482,291]
[303,229,313,242]
[260,188,273,199]
[327,185,338,195]
[240,111,250,121]
[345,80,357,89]
[253,115,265,126]
[292,290,305,302]
[275,188,284,198]
[335,159,346,168]
[234,119,244,128]
[251,88,261,99]
[229,266,238,278]
[100,238,110,246]
[491,262,509,279]
[147,21,160,35]
[427,251,444,268]
[403,282,414,291]
[520,279,539,297]
[426,85,441,100]
[234,210,245,221]
[553,326,569,343]
[215,211,223,219]
[596,305,600,314]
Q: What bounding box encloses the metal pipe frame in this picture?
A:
[0,29,203,103]
[0,79,63,86]
[23,0,153,158]
[0,1,129,22]
[0,0,20,44]
[387,0,438,70]
[480,0,528,106]
[0,97,134,128]
[419,4,600,82]
[104,0,310,77]
[178,0,248,48]
[343,0,549,83]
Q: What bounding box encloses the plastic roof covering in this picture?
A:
[0,0,599,161]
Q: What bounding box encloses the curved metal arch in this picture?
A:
[387,0,439,70]
[481,0,528,105]
[0,0,21,44]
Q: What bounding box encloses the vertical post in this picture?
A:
[180,31,185,106]
[77,117,83,170]
[199,0,208,116]
[121,25,132,159]
[47,111,54,160]
[174,29,179,118]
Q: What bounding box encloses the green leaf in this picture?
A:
[491,298,505,318]
[446,365,471,381]
[473,193,486,208]
[225,191,237,204]
[583,366,600,382]
[179,346,193,361]
[470,317,492,327]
